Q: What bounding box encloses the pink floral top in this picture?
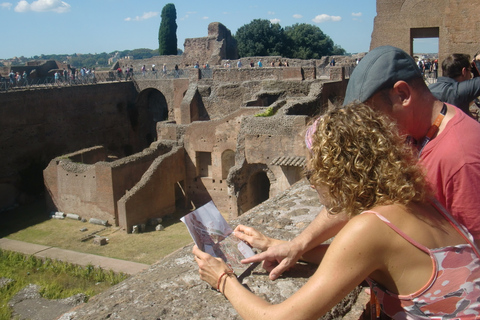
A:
[365,200,480,319]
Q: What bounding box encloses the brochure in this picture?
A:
[180,201,255,275]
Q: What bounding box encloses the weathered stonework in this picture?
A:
[182,22,238,67]
[59,181,369,320]
[371,0,480,62]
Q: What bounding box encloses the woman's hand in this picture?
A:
[193,245,230,289]
[234,225,286,251]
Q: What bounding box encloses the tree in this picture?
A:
[234,19,288,57]
[284,23,345,59]
[158,3,178,55]
[234,20,346,59]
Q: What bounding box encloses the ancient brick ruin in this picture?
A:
[371,0,480,62]
[0,22,353,233]
[42,55,350,233]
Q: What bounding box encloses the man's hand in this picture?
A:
[241,241,303,280]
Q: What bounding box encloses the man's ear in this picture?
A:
[391,81,412,107]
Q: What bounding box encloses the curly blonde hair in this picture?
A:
[307,103,429,217]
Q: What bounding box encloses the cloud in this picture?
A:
[293,14,302,19]
[267,11,275,15]
[270,18,281,24]
[352,12,362,17]
[125,11,158,22]
[15,0,71,13]
[312,14,341,23]
[202,16,208,20]
[1,2,12,9]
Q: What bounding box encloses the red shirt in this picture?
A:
[421,105,480,238]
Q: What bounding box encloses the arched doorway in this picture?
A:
[221,149,235,179]
[246,171,270,212]
[135,89,168,146]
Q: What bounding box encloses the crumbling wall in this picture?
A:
[212,67,307,82]
[229,115,309,216]
[181,108,261,214]
[0,82,142,211]
[371,0,480,62]
[183,22,238,67]
[117,145,185,232]
[44,143,173,225]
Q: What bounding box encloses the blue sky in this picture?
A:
[0,0,437,60]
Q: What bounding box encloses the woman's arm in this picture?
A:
[194,214,384,320]
[234,224,330,265]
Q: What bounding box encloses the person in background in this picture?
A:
[194,103,480,319]
[428,53,480,117]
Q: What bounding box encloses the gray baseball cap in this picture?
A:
[343,46,422,106]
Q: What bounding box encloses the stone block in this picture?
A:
[93,237,107,246]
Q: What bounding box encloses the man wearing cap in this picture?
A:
[239,45,480,280]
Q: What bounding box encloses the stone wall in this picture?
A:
[212,67,309,82]
[182,22,238,67]
[117,144,185,233]
[371,0,480,62]
[0,82,148,210]
[63,180,368,320]
[44,142,174,226]
[180,108,262,215]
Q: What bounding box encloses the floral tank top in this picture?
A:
[365,200,480,319]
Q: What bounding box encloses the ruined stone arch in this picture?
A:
[221,149,235,179]
[135,88,168,145]
[232,163,274,215]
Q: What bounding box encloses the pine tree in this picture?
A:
[158,3,178,55]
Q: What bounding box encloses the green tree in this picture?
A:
[234,19,288,57]
[158,3,178,55]
[284,23,345,59]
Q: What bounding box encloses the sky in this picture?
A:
[0,0,438,60]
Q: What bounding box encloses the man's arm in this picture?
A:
[457,77,480,106]
[241,207,348,280]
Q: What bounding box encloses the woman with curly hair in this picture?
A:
[193,103,480,319]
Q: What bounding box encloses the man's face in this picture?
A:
[364,89,410,137]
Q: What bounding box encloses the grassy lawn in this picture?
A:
[0,249,129,320]
[1,198,194,265]
[0,198,196,319]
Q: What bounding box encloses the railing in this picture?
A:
[0,69,189,92]
[131,69,188,80]
[1,65,360,92]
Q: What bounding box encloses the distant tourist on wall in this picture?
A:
[257,59,262,67]
[237,60,242,68]
[250,60,254,68]
[141,65,146,77]
[162,64,167,77]
[23,71,28,86]
[117,66,122,80]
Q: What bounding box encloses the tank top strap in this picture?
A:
[429,198,480,258]
[361,210,430,254]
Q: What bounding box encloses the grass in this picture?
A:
[0,197,195,319]
[0,249,129,320]
[1,198,194,265]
